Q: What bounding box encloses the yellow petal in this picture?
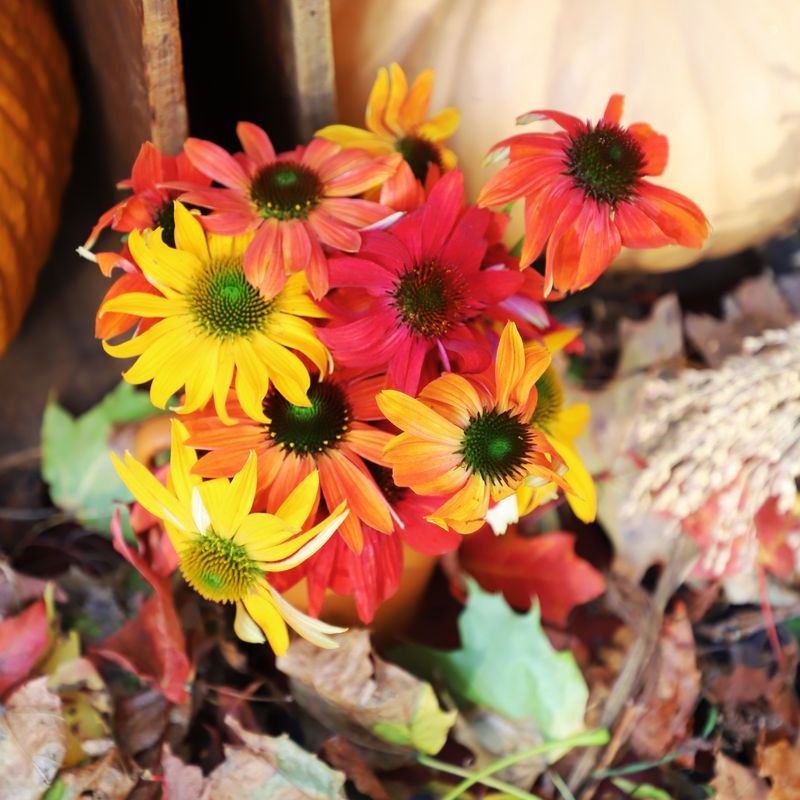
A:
[173,201,210,261]
[242,589,289,654]
[251,335,311,408]
[177,338,220,414]
[551,403,591,443]
[167,419,200,506]
[365,65,391,136]
[261,504,348,570]
[128,228,199,294]
[234,600,265,643]
[400,68,433,130]
[226,451,258,533]
[544,328,582,355]
[267,585,345,649]
[384,62,408,136]
[377,390,462,445]
[315,124,392,155]
[417,107,460,142]
[101,292,179,319]
[111,451,193,531]
[276,470,320,529]
[233,339,270,422]
[213,342,236,425]
[548,434,597,523]
[494,322,525,412]
[102,315,185,359]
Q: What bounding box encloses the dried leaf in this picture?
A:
[115,688,168,757]
[203,716,346,799]
[617,293,684,375]
[320,736,390,800]
[0,597,52,697]
[0,563,51,618]
[712,753,769,800]
[459,528,605,625]
[0,677,66,800]
[758,738,800,800]
[630,602,701,759]
[277,630,455,766]
[163,750,207,800]
[46,750,137,799]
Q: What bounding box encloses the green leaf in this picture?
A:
[372,682,456,755]
[41,383,161,535]
[404,580,588,741]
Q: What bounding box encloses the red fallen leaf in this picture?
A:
[92,510,191,704]
[755,497,800,580]
[459,528,605,626]
[0,597,51,697]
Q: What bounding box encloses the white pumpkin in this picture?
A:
[331,0,800,270]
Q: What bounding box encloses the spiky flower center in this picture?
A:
[460,409,533,484]
[564,122,645,206]
[181,531,259,603]
[250,161,323,220]
[154,201,177,247]
[368,463,405,507]
[189,259,272,339]
[530,366,564,431]
[396,135,442,182]
[392,261,465,338]
[264,381,351,455]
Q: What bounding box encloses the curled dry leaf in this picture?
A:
[712,753,769,800]
[0,677,66,800]
[453,708,545,790]
[277,629,455,768]
[758,738,800,800]
[629,602,701,759]
[0,562,51,618]
[164,716,346,800]
[47,750,137,799]
[320,736,390,800]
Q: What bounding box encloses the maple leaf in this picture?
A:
[92,510,191,704]
[459,528,605,625]
[0,593,53,698]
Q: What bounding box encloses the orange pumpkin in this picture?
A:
[0,0,78,353]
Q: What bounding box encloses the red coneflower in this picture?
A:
[320,171,523,395]
[177,124,401,299]
[478,95,709,295]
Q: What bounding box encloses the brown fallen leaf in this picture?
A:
[50,749,138,799]
[277,630,455,769]
[453,708,545,789]
[321,736,390,800]
[0,561,51,618]
[758,737,800,800]
[712,753,769,800]
[0,676,67,800]
[164,716,347,800]
[630,602,701,759]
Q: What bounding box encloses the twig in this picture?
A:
[567,535,699,795]
[418,756,545,800]
[0,447,41,473]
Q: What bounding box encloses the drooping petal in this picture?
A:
[184,137,250,189]
[236,121,276,166]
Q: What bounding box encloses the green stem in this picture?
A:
[423,728,609,800]
[417,755,544,800]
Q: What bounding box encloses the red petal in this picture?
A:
[515,108,583,134]
[602,94,625,124]
[0,599,50,697]
[420,169,464,260]
[244,220,286,298]
[629,123,669,176]
[236,121,276,166]
[184,137,249,189]
[635,182,709,248]
[130,142,164,193]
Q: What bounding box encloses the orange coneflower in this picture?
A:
[478,95,709,295]
[317,63,459,210]
[182,372,395,551]
[377,322,571,533]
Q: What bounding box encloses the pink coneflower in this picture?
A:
[478,95,709,295]
[177,123,401,299]
[320,170,524,395]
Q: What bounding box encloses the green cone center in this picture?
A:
[564,122,644,205]
[392,261,465,338]
[181,531,259,603]
[190,259,272,339]
[264,381,351,454]
[250,161,323,220]
[530,365,564,431]
[396,135,442,182]
[460,409,533,483]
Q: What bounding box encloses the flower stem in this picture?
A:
[417,755,544,800]
[419,727,609,800]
